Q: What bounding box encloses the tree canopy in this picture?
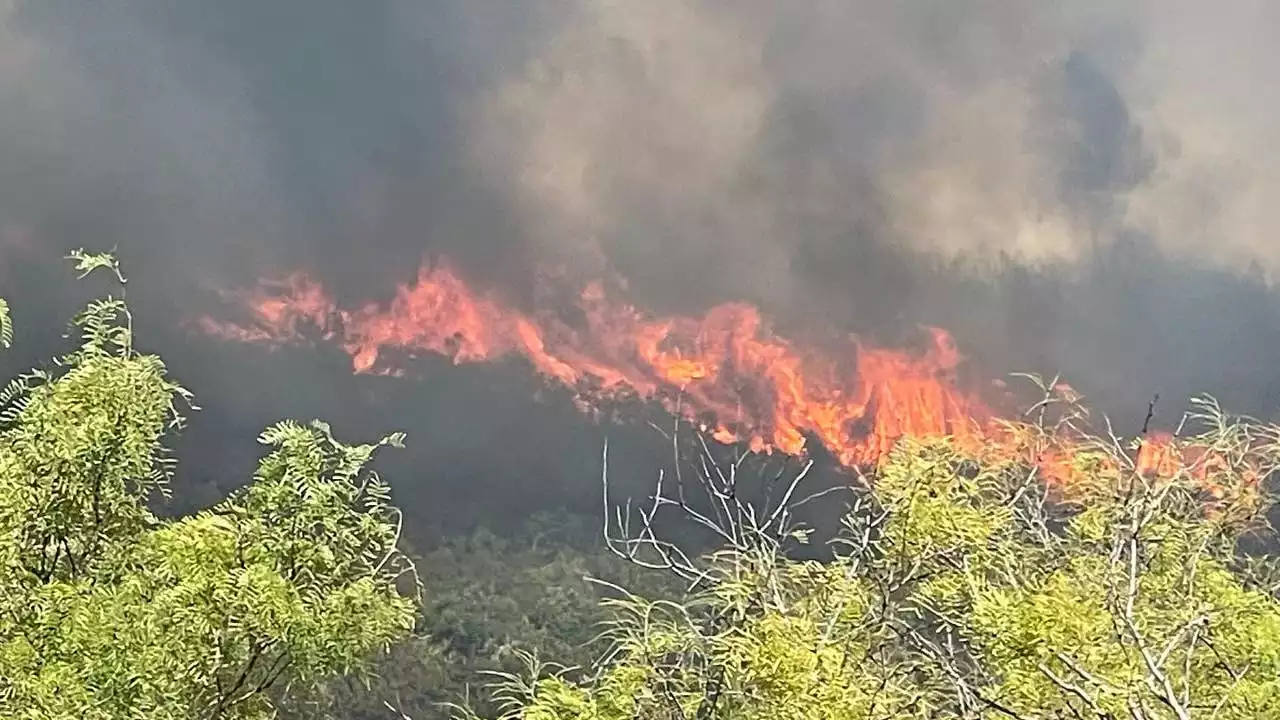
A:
[0,252,418,719]
[462,387,1280,719]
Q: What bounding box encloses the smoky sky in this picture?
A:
[3,0,1280,435]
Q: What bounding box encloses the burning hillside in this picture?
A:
[198,260,993,468]
[197,257,1241,494]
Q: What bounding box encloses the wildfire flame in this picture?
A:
[197,259,1248,494]
[199,261,998,467]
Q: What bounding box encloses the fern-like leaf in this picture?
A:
[0,298,11,348]
[66,247,127,284]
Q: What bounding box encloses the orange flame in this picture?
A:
[198,259,1257,497]
[200,261,994,467]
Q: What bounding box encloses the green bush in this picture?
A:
[0,252,419,719]
[468,389,1280,719]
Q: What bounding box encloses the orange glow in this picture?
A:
[200,260,996,468]
[198,259,1253,495]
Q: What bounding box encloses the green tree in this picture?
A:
[467,385,1280,719]
[278,512,677,720]
[0,251,418,719]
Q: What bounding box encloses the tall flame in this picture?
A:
[198,259,1247,494]
[200,260,994,467]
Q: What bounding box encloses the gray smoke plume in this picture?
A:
[3,1,1276,285]
[464,1,1280,289]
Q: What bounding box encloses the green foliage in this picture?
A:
[67,248,126,284]
[0,253,418,718]
[470,388,1280,719]
[278,513,676,720]
[0,298,11,349]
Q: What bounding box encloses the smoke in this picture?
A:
[2,0,1280,517]
[468,2,1116,300]
[451,0,1280,424]
[2,1,1275,290]
[470,0,1280,280]
[0,2,292,293]
[1118,0,1280,272]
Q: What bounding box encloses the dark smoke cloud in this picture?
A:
[467,2,1104,300]
[2,0,1280,505]
[2,1,1272,289]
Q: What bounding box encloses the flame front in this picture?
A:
[199,259,1253,499]
[200,260,996,467]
